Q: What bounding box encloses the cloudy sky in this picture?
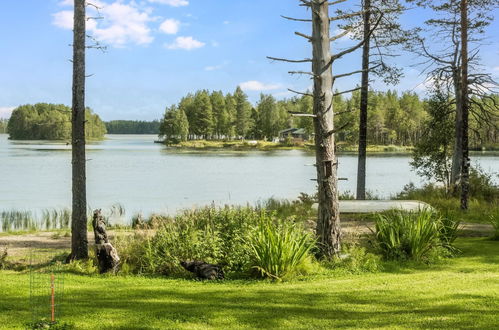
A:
[0,0,498,120]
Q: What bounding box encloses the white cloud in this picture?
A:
[52,2,154,47]
[0,107,15,119]
[159,19,180,34]
[94,2,154,46]
[52,10,74,29]
[493,66,499,71]
[223,21,230,25]
[165,36,205,50]
[205,65,222,71]
[147,0,189,7]
[59,0,74,6]
[239,81,282,91]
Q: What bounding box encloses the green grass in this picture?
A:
[1,238,498,329]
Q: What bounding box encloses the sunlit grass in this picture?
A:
[0,238,497,329]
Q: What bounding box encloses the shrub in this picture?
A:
[250,218,315,280]
[373,209,452,261]
[324,244,382,274]
[119,207,274,276]
[489,210,499,241]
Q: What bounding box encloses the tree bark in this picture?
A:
[311,1,341,257]
[356,0,371,200]
[70,0,88,260]
[460,0,470,210]
[92,210,120,273]
[450,66,463,189]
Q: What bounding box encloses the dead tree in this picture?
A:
[70,0,88,260]
[269,0,381,257]
[406,0,499,196]
[459,0,469,210]
[92,210,120,273]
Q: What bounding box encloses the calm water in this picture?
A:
[0,134,497,216]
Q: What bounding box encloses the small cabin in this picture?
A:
[279,128,310,142]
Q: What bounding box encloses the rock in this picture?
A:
[180,260,224,280]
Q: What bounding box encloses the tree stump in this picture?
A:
[92,209,120,274]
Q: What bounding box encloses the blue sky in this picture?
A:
[0,0,498,121]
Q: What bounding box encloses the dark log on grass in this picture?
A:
[92,209,120,273]
[180,260,224,280]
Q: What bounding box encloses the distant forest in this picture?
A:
[7,103,106,140]
[0,119,7,133]
[105,120,161,134]
[159,87,499,148]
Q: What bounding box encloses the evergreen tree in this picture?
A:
[210,91,228,138]
[234,87,251,138]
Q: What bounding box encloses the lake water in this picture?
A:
[0,134,497,217]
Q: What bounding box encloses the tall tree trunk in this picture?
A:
[460,0,470,210]
[450,66,463,189]
[356,0,371,200]
[311,1,341,257]
[70,0,88,260]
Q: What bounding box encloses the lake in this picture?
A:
[0,134,497,217]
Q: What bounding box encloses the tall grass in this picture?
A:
[250,219,315,280]
[118,207,270,276]
[489,209,499,241]
[374,209,456,261]
[0,210,36,232]
[41,208,71,230]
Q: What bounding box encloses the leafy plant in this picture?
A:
[373,209,449,261]
[324,244,382,274]
[489,210,499,241]
[250,219,315,280]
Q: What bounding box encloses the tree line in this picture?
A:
[0,119,7,133]
[7,103,106,140]
[159,87,498,148]
[105,120,161,134]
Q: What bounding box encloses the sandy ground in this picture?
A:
[0,221,493,260]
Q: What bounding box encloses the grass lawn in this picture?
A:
[1,238,498,329]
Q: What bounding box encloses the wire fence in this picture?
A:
[29,250,65,325]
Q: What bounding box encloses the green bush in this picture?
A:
[373,209,454,261]
[324,244,382,274]
[489,209,499,241]
[250,218,315,280]
[119,207,276,277]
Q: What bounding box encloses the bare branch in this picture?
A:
[330,13,384,63]
[326,122,351,136]
[288,88,313,97]
[295,31,313,40]
[330,11,365,22]
[267,56,312,63]
[334,87,361,96]
[281,15,311,22]
[288,111,317,117]
[289,71,316,77]
[330,29,351,42]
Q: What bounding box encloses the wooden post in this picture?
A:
[50,274,55,322]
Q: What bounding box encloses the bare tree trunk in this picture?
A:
[450,66,463,189]
[312,1,341,257]
[460,0,470,210]
[356,0,371,201]
[70,0,88,260]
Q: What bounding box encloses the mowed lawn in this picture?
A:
[1,238,498,329]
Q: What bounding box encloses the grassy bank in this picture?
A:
[162,140,417,153]
[0,238,497,329]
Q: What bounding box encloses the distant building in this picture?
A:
[279,128,310,142]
